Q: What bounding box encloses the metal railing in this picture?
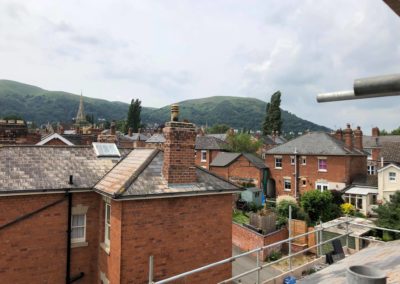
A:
[148,218,400,284]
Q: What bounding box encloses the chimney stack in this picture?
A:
[163,104,197,184]
[334,129,343,141]
[128,127,133,137]
[344,123,353,150]
[354,126,363,150]
[110,121,116,135]
[372,127,380,137]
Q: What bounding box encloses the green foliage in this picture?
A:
[0,80,330,132]
[232,210,249,224]
[353,211,366,218]
[241,182,256,188]
[85,114,94,124]
[275,200,310,227]
[263,91,283,135]
[125,98,142,133]
[248,202,263,213]
[115,120,126,133]
[267,251,282,262]
[226,133,262,153]
[380,129,389,135]
[373,191,400,240]
[300,190,340,223]
[2,114,24,120]
[207,124,230,134]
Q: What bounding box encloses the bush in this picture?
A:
[275,199,310,227]
[267,250,282,262]
[353,211,366,218]
[340,203,355,215]
[248,202,263,213]
[374,191,400,240]
[300,190,340,223]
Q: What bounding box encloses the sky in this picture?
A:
[1,0,400,132]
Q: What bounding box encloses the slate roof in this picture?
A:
[261,135,287,145]
[145,133,165,143]
[0,146,131,193]
[195,136,228,150]
[363,135,400,148]
[266,132,366,156]
[95,150,241,198]
[123,133,150,141]
[207,133,228,141]
[210,152,267,169]
[379,142,400,163]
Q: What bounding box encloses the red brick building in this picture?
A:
[0,111,240,283]
[195,135,228,169]
[209,152,267,189]
[265,125,367,198]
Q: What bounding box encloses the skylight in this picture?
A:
[93,143,120,157]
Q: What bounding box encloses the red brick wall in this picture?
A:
[232,222,288,260]
[118,195,232,284]
[0,192,100,284]
[265,154,366,197]
[195,150,221,169]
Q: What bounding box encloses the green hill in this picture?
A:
[0,80,330,133]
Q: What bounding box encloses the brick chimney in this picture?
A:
[163,104,197,184]
[354,126,363,151]
[128,127,133,137]
[372,127,380,137]
[110,121,116,135]
[344,123,353,150]
[334,129,343,141]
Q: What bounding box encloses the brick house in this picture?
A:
[209,152,267,189]
[265,125,367,198]
[0,109,240,283]
[195,135,228,169]
[363,127,400,175]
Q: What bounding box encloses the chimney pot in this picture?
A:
[344,124,353,150]
[171,104,179,122]
[128,127,132,137]
[110,121,116,135]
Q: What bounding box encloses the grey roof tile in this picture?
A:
[195,136,228,150]
[266,132,366,156]
[210,152,266,169]
[0,146,131,193]
[145,133,165,143]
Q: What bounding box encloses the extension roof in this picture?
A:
[210,152,267,169]
[266,132,366,156]
[123,133,150,141]
[0,145,131,193]
[195,136,228,150]
[95,149,241,199]
[145,133,165,143]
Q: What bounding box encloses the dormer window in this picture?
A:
[93,143,120,158]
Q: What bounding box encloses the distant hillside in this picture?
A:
[0,80,330,133]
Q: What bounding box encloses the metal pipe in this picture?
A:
[317,90,400,103]
[256,251,260,284]
[66,190,72,284]
[149,255,154,284]
[354,73,400,96]
[288,205,292,271]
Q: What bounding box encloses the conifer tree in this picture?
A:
[125,99,142,133]
[262,91,282,135]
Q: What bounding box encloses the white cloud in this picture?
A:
[0,0,400,130]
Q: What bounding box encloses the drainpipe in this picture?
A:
[294,147,298,199]
[66,188,72,284]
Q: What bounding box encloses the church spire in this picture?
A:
[75,92,87,126]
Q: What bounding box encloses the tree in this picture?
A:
[125,99,142,133]
[263,91,282,135]
[226,133,262,153]
[373,191,400,239]
[300,190,340,223]
[207,124,230,134]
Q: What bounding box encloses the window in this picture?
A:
[389,172,397,182]
[71,214,86,243]
[93,142,120,158]
[301,179,307,187]
[290,156,295,165]
[301,156,306,165]
[201,150,207,162]
[254,192,260,198]
[365,149,372,160]
[105,202,111,247]
[275,158,282,169]
[370,194,377,205]
[357,196,363,209]
[316,182,328,191]
[318,159,327,172]
[284,179,291,191]
[367,165,375,175]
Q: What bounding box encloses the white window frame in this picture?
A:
[301,156,306,165]
[71,214,86,243]
[290,156,295,165]
[316,182,328,192]
[389,172,397,183]
[201,150,207,162]
[284,178,291,191]
[275,157,282,169]
[318,158,327,172]
[105,202,111,247]
[367,165,375,175]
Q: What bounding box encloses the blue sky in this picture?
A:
[1,0,400,132]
